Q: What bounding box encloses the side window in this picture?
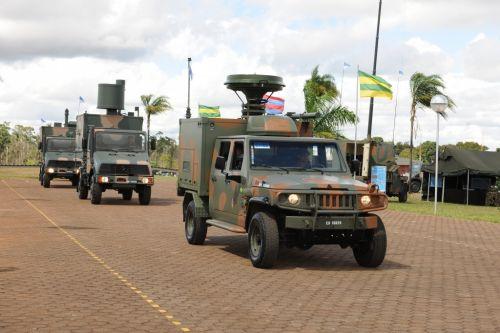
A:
[219,141,231,162]
[230,141,244,170]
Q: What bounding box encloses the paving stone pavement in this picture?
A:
[0,177,499,332]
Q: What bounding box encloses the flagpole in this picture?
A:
[366,0,382,140]
[354,65,359,177]
[339,64,345,105]
[186,57,192,119]
[392,71,401,143]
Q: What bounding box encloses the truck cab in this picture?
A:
[39,113,80,188]
[76,80,154,205]
[178,74,388,269]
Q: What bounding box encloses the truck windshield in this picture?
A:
[250,140,345,172]
[46,138,75,152]
[95,132,146,152]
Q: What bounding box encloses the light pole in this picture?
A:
[430,94,448,215]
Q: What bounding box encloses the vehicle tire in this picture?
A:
[410,180,421,193]
[78,177,89,199]
[71,176,79,187]
[43,174,51,188]
[184,201,207,245]
[122,189,133,200]
[90,181,102,205]
[353,217,387,268]
[398,187,408,203]
[138,186,151,205]
[248,211,280,269]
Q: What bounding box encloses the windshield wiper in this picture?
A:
[253,164,289,174]
[286,166,325,174]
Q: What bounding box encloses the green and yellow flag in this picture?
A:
[198,105,221,118]
[359,70,393,99]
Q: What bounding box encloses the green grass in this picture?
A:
[388,193,500,224]
[154,175,176,182]
[0,166,38,179]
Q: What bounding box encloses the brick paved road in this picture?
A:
[0,178,499,332]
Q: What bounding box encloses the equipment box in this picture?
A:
[178,117,246,196]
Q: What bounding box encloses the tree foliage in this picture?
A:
[455,141,488,151]
[140,94,173,153]
[303,66,357,138]
[149,132,178,169]
[0,123,39,165]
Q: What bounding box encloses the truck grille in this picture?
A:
[47,160,80,169]
[99,164,150,176]
[318,194,355,210]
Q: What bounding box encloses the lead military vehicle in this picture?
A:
[38,109,81,188]
[177,74,388,269]
[76,80,155,205]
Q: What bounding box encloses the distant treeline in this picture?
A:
[0,122,178,168]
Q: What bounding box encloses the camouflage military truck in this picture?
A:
[76,80,155,205]
[338,140,409,202]
[177,74,389,269]
[38,109,81,188]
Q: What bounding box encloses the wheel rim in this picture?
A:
[186,214,194,238]
[250,224,262,258]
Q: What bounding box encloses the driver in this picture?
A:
[296,150,311,168]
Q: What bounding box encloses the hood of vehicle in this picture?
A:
[251,173,368,191]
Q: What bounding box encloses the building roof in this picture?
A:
[422,147,500,176]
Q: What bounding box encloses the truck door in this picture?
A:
[209,140,246,225]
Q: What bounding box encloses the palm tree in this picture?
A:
[303,66,357,138]
[408,72,455,183]
[140,94,172,153]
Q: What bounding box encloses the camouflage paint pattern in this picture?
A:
[178,116,388,231]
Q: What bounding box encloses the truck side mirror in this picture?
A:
[150,137,157,151]
[352,159,361,175]
[38,142,42,150]
[215,156,226,171]
[82,138,88,150]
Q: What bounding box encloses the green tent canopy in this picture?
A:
[422,146,500,177]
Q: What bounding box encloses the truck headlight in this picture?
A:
[360,195,371,207]
[288,194,300,205]
[98,176,109,183]
[141,176,154,185]
[47,168,55,174]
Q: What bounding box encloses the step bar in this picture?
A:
[206,219,246,233]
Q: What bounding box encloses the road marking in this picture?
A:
[2,180,192,332]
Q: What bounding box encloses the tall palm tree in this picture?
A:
[303,66,357,138]
[408,72,455,184]
[140,94,172,153]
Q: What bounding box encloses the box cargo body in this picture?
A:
[75,113,144,150]
[178,117,246,196]
[40,126,75,144]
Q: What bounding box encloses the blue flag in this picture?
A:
[79,96,85,103]
[41,117,46,123]
[188,62,193,81]
[398,70,404,75]
[343,62,351,68]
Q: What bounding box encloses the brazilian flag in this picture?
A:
[359,70,393,99]
[198,105,220,118]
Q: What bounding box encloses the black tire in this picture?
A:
[184,201,207,245]
[122,189,133,200]
[398,187,408,203]
[410,180,421,193]
[71,176,79,187]
[78,177,89,200]
[353,217,387,268]
[43,174,51,188]
[248,212,280,269]
[90,181,102,205]
[138,186,151,205]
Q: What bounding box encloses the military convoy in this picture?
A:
[75,80,155,205]
[38,109,81,188]
[177,74,388,268]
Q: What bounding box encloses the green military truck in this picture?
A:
[76,80,154,205]
[338,140,409,202]
[177,74,389,269]
[38,109,81,188]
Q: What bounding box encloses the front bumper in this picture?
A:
[47,170,78,178]
[97,175,154,188]
[285,214,378,230]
